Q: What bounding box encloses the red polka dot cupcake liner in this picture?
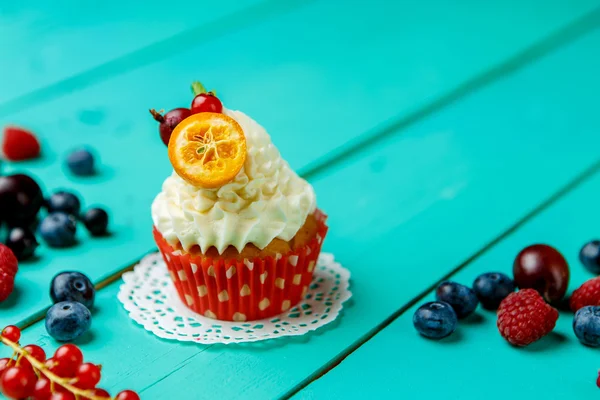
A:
[152,210,328,322]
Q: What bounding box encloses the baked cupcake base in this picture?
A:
[153,210,328,321]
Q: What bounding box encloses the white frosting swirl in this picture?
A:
[152,109,316,254]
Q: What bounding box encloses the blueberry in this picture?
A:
[413,301,457,339]
[82,208,109,236]
[435,281,479,318]
[473,272,515,310]
[45,301,91,342]
[39,212,77,247]
[573,306,600,347]
[5,227,38,260]
[580,240,600,274]
[46,191,81,216]
[50,271,95,309]
[66,149,95,176]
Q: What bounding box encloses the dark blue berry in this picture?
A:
[39,212,77,247]
[573,306,600,347]
[413,301,457,339]
[82,208,109,236]
[45,301,92,342]
[473,272,515,310]
[580,240,600,274]
[50,271,95,309]
[435,281,479,318]
[46,191,81,216]
[66,149,95,176]
[5,227,38,261]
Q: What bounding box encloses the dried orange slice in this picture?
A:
[168,112,246,188]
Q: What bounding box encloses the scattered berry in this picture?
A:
[597,371,600,389]
[413,301,457,340]
[6,226,38,261]
[91,388,111,397]
[23,344,46,363]
[573,306,600,347]
[570,277,600,312]
[2,126,41,161]
[473,272,515,310]
[191,93,223,115]
[50,271,95,309]
[0,272,15,303]
[53,344,83,377]
[513,244,570,303]
[435,281,479,318]
[0,244,18,277]
[497,289,558,346]
[151,108,192,146]
[45,301,91,342]
[32,377,52,400]
[0,174,44,226]
[74,363,101,389]
[40,213,77,248]
[0,365,37,398]
[116,389,141,400]
[1,325,21,342]
[82,208,109,236]
[66,149,95,176]
[580,240,600,274]
[46,191,81,216]
[50,392,76,400]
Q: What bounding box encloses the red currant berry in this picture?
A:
[54,344,83,377]
[190,93,223,115]
[32,377,52,400]
[74,363,101,389]
[24,344,46,363]
[151,108,191,146]
[0,358,12,375]
[116,389,141,400]
[50,391,76,400]
[1,325,21,342]
[597,371,600,388]
[0,366,36,398]
[86,388,110,399]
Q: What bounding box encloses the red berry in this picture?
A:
[0,366,37,398]
[2,126,41,161]
[75,363,101,389]
[0,244,18,277]
[0,272,15,302]
[53,344,83,377]
[0,358,12,377]
[2,325,21,342]
[32,377,52,400]
[570,277,600,312]
[497,289,559,346]
[190,93,222,115]
[116,390,141,400]
[50,392,76,400]
[597,371,600,388]
[24,344,46,363]
[151,108,191,146]
[89,388,111,398]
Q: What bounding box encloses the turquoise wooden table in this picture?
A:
[2,1,600,398]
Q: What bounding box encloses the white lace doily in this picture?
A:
[118,252,351,344]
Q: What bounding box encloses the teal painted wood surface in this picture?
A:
[296,167,600,400]
[3,0,597,327]
[8,20,600,399]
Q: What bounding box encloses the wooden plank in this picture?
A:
[10,25,600,399]
[2,0,595,327]
[295,167,600,400]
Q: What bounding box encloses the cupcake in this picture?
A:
[151,95,327,322]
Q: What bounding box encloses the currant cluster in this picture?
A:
[0,326,139,400]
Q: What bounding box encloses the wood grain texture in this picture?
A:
[9,21,600,399]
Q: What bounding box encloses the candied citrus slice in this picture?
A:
[168,112,246,188]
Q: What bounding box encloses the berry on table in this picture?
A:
[46,191,81,216]
[497,289,558,347]
[0,358,12,376]
[66,149,95,176]
[580,240,600,274]
[0,365,37,398]
[472,272,515,310]
[89,388,111,398]
[53,344,83,377]
[150,108,192,146]
[2,126,41,161]
[33,377,53,399]
[413,301,457,340]
[0,272,15,303]
[50,271,95,309]
[40,213,78,248]
[1,325,21,342]
[513,244,570,303]
[23,344,46,363]
[0,244,18,277]
[570,277,600,312]
[116,389,141,400]
[0,174,44,226]
[191,93,223,115]
[82,208,109,236]
[6,226,39,261]
[435,281,479,318]
[573,306,600,347]
[45,301,92,342]
[74,363,101,389]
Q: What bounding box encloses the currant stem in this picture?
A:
[0,336,112,400]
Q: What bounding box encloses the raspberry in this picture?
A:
[570,277,600,312]
[0,272,15,302]
[0,244,18,278]
[2,126,41,161]
[497,289,558,347]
